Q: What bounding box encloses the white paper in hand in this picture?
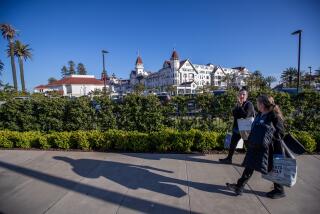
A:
[237,117,254,140]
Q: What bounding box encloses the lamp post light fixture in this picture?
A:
[291,30,302,94]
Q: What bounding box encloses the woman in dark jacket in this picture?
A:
[226,95,286,199]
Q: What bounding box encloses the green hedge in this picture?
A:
[2,91,318,133]
[0,130,225,152]
[0,130,316,153]
[291,131,317,153]
[312,132,320,152]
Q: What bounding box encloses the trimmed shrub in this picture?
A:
[291,131,317,153]
[149,130,171,152]
[311,132,320,152]
[87,130,110,151]
[38,135,50,149]
[112,130,130,151]
[70,131,90,150]
[0,135,13,148]
[16,132,40,148]
[127,131,150,152]
[192,130,219,152]
[47,132,72,149]
[168,130,194,152]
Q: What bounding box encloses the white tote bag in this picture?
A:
[237,117,254,140]
[262,156,297,187]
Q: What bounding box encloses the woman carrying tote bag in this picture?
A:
[226,95,287,199]
[219,89,255,164]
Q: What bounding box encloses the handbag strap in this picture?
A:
[281,140,296,159]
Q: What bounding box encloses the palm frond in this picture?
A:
[0,24,17,40]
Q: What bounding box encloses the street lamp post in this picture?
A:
[308,66,312,86]
[291,30,302,94]
[102,50,109,94]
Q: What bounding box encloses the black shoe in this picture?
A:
[226,183,243,196]
[219,157,232,164]
[266,189,286,199]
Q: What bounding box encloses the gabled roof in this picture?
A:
[178,59,198,74]
[47,76,104,86]
[213,65,227,75]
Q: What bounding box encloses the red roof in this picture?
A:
[48,76,104,86]
[35,84,48,89]
[136,56,143,65]
[171,50,179,60]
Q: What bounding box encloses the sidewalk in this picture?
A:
[0,150,319,214]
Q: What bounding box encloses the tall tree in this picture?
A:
[252,70,267,90]
[1,24,18,90]
[61,66,68,77]
[12,40,32,92]
[48,77,57,84]
[68,60,75,75]
[265,76,277,88]
[77,63,87,75]
[281,67,298,87]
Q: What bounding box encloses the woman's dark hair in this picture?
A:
[238,88,248,96]
[257,95,284,121]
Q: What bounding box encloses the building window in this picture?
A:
[66,85,72,94]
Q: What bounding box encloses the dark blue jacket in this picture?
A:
[243,111,285,174]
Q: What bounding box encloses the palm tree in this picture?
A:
[252,70,263,89]
[12,40,32,92]
[265,76,277,88]
[281,67,298,87]
[1,24,18,90]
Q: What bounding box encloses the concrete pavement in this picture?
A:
[0,150,319,214]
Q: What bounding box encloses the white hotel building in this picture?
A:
[34,50,250,96]
[130,50,250,94]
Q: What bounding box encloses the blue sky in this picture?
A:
[1,0,319,91]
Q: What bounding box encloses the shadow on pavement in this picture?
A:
[121,153,244,167]
[0,155,267,213]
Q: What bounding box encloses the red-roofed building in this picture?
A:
[34,75,108,97]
